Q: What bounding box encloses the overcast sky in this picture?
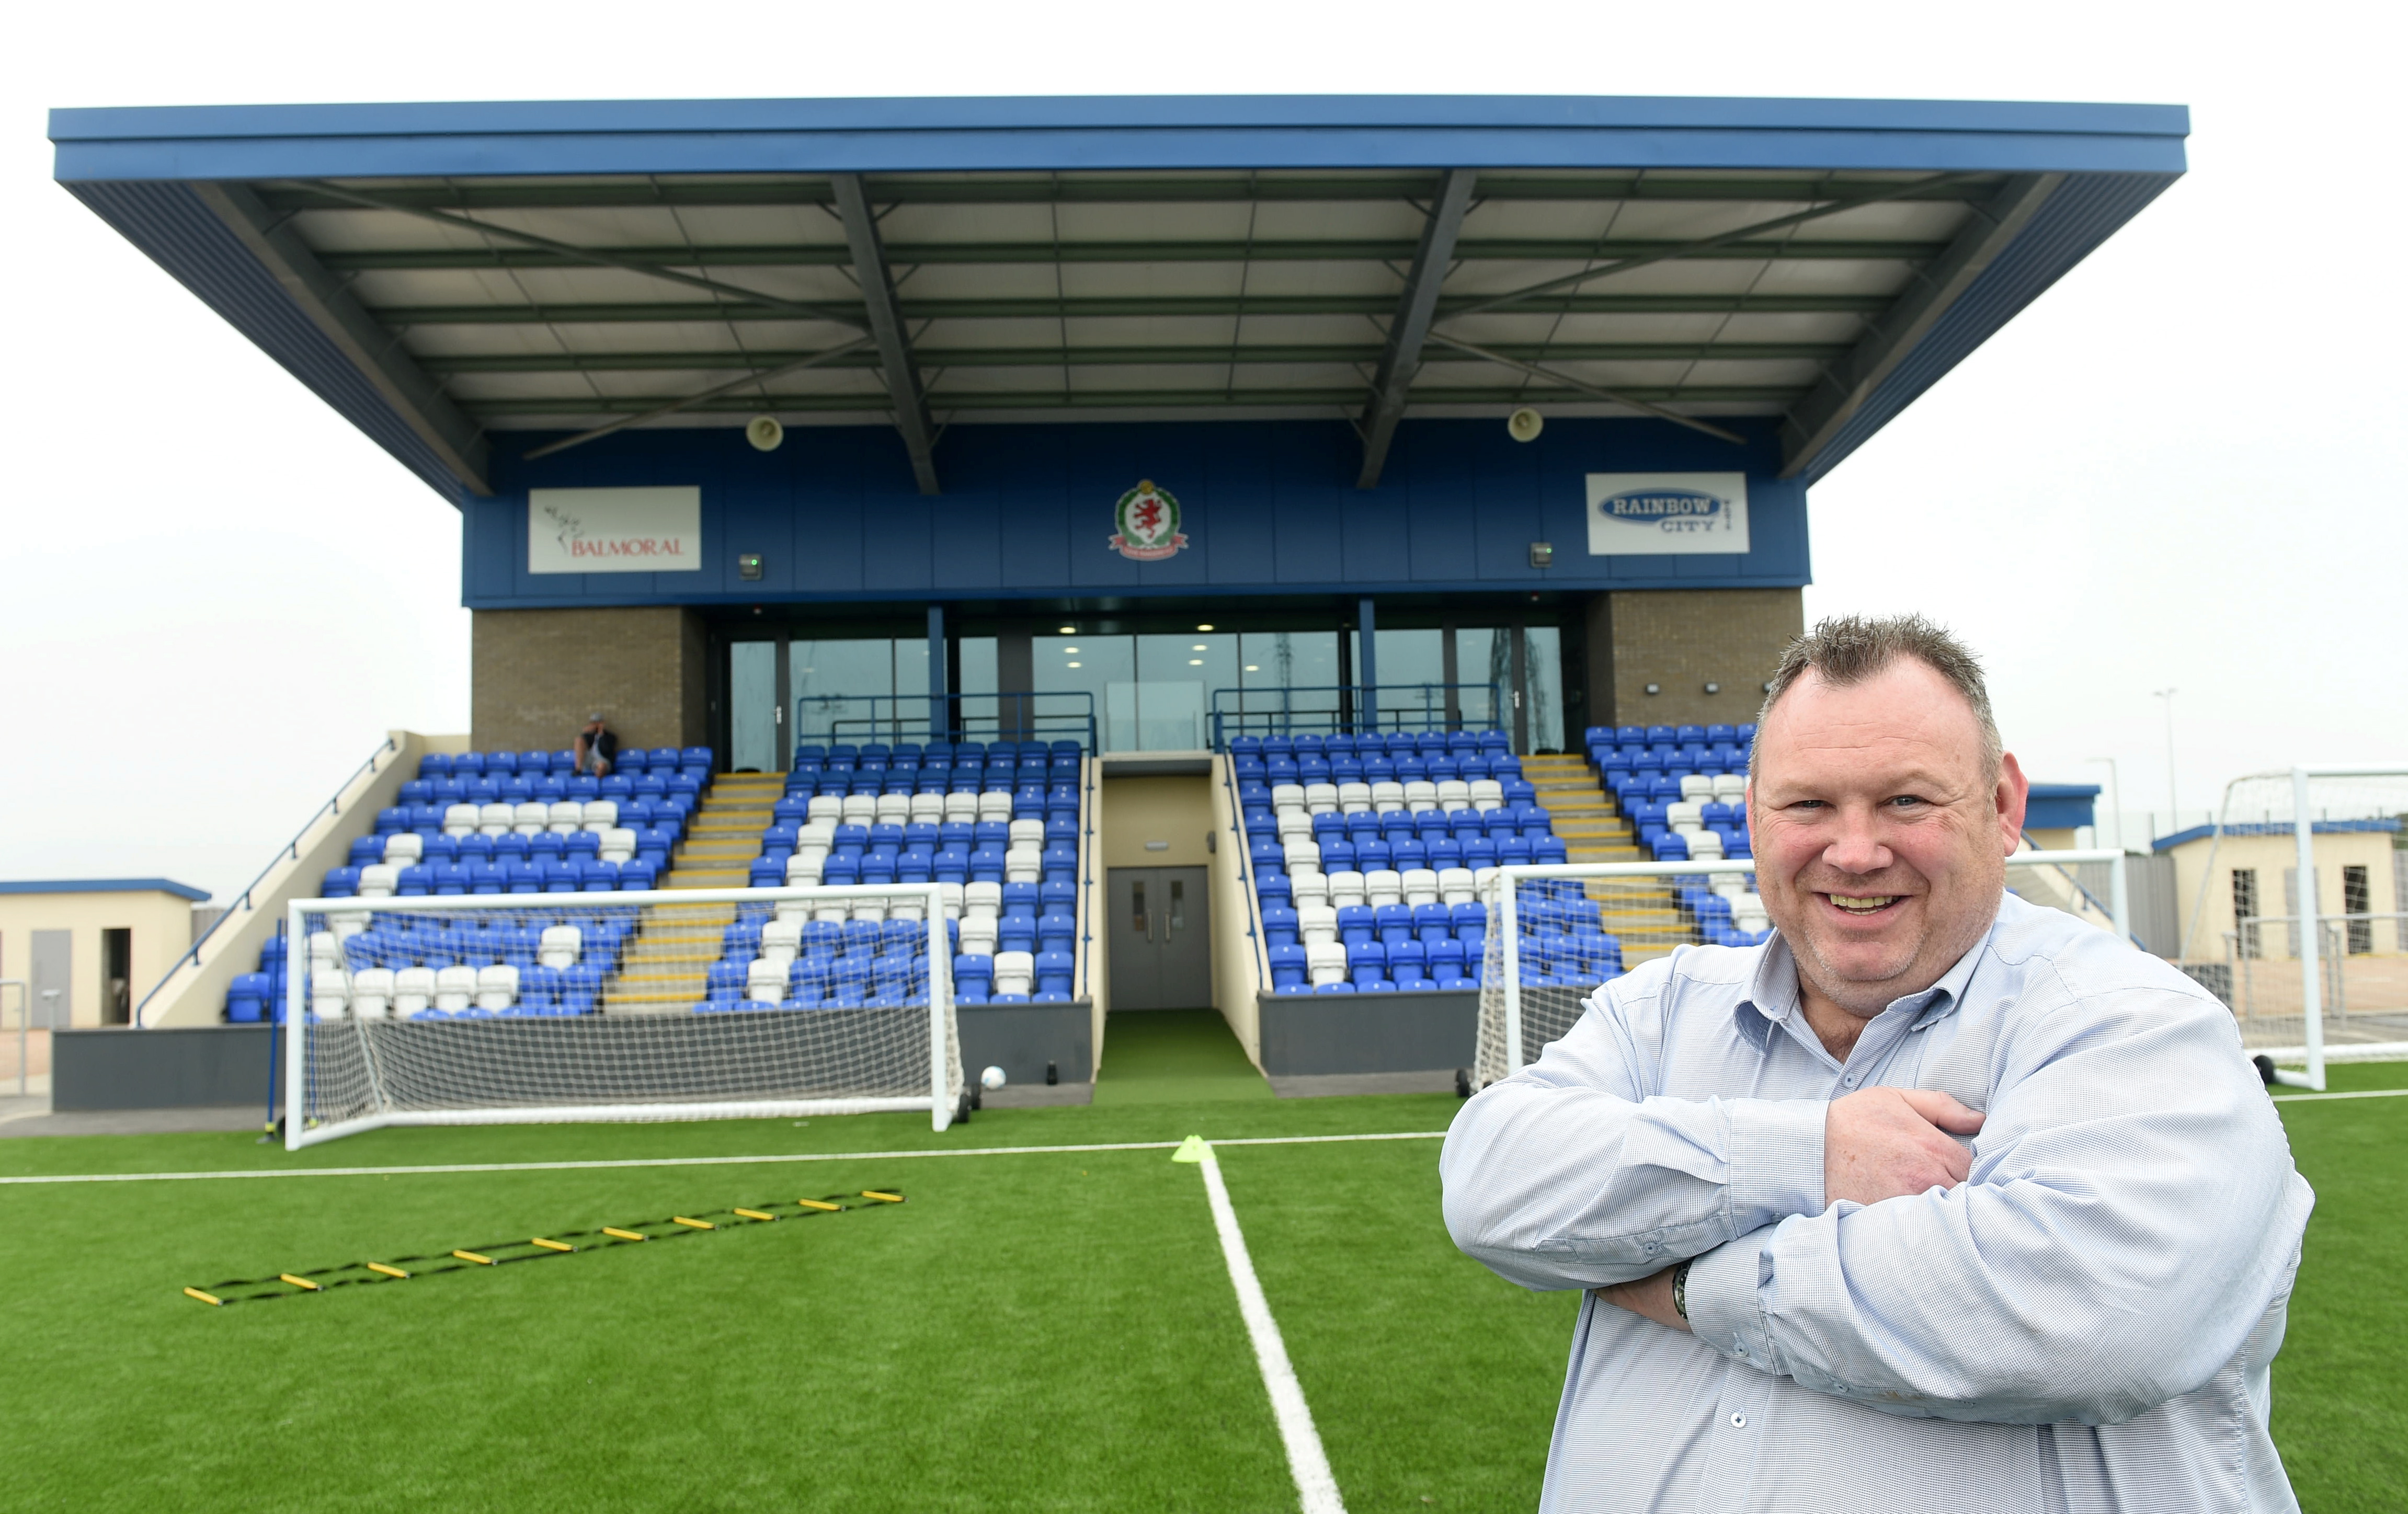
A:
[3,0,2401,902]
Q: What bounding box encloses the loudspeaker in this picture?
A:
[745,416,785,452]
[1506,407,1544,443]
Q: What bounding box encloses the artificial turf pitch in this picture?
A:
[0,1054,2400,1511]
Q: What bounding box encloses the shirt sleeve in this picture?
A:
[1681,976,2314,1425]
[1440,967,1828,1292]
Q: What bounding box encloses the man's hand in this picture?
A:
[1826,1086,1984,1207]
[1597,1266,1690,1333]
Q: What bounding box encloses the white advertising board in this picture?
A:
[528,486,702,574]
[1585,473,1750,556]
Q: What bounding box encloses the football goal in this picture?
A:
[281,884,964,1150]
[2175,766,2408,1091]
[1471,851,2132,1092]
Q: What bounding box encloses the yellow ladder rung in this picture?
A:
[672,1217,714,1230]
[279,1273,320,1291]
[601,1227,646,1241]
[453,1249,494,1266]
[795,1198,841,1212]
[530,1237,574,1253]
[368,1263,409,1279]
[183,1287,223,1306]
[861,1190,903,1203]
[734,1208,776,1222]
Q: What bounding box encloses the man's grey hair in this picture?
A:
[1749,614,2003,781]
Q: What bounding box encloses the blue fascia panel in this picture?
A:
[50,95,2190,181]
[2024,783,2101,831]
[462,416,1810,610]
[2153,818,2401,853]
[0,877,211,900]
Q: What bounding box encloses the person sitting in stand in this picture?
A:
[573,714,619,777]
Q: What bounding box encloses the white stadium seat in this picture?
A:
[1370,782,1406,812]
[598,827,637,863]
[1303,783,1339,815]
[910,793,945,823]
[939,882,964,920]
[1469,779,1503,812]
[1401,868,1439,907]
[1004,846,1041,884]
[1271,783,1307,813]
[786,852,823,884]
[1276,811,1313,839]
[1403,781,1438,811]
[1688,830,1725,859]
[478,802,516,836]
[758,919,801,966]
[1327,870,1367,910]
[1338,783,1373,815]
[433,965,479,1013]
[350,968,395,1019]
[357,864,399,899]
[1438,867,1476,905]
[442,804,480,837]
[1712,773,1748,801]
[1365,869,1403,908]
[512,801,550,835]
[808,795,842,822]
[841,795,878,824]
[581,799,618,831]
[875,793,911,824]
[1289,873,1329,908]
[992,950,1034,998]
[977,790,1013,822]
[392,967,437,1017]
[538,925,582,969]
[1282,840,1320,875]
[1306,941,1349,987]
[942,793,978,823]
[1680,774,1714,800]
[1009,818,1045,846]
[547,800,585,834]
[850,896,888,922]
[747,959,788,1004]
[958,916,998,955]
[1298,903,1339,945]
[475,964,519,1012]
[1435,780,1470,810]
[964,882,1001,921]
[310,968,349,1019]
[382,832,423,865]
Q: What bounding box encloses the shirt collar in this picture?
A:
[1735,908,1999,1049]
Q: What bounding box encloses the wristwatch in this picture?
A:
[1672,1259,1693,1321]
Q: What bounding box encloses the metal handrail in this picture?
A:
[129,736,400,1027]
[2015,834,2143,950]
[810,691,1098,754]
[1208,682,1504,749]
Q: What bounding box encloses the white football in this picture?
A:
[980,1065,1007,1091]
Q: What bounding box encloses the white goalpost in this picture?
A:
[282,884,964,1150]
[2175,765,2408,1093]
[1473,851,2132,1091]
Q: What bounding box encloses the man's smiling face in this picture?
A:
[1748,658,2027,1017]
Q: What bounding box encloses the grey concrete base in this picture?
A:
[0,1104,266,1137]
[979,1081,1095,1108]
[53,1026,279,1111]
[958,999,1093,1092]
[1270,1070,1459,1098]
[1257,989,1477,1077]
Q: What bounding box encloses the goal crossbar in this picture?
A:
[1481,850,2132,1084]
[283,883,961,1150]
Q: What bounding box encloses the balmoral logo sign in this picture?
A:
[528,486,702,574]
[1107,479,1190,561]
[1585,472,1751,556]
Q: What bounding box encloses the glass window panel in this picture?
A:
[1455,628,1505,733]
[1128,633,1236,752]
[1232,631,1340,741]
[893,637,932,742]
[957,637,998,697]
[729,641,779,772]
[1523,626,1565,753]
[791,638,894,747]
[1035,634,1133,750]
[1350,628,1447,733]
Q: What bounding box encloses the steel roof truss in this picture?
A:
[1422,331,1745,444]
[1353,169,1475,487]
[1778,172,2062,477]
[831,174,941,495]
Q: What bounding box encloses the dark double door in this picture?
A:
[1106,867,1212,1010]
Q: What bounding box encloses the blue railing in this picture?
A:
[814,690,1099,753]
[1207,683,1504,750]
[131,735,400,1027]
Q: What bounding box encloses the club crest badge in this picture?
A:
[1108,479,1190,561]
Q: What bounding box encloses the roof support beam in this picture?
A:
[1422,332,1747,444]
[1778,172,2063,477]
[193,182,492,495]
[830,174,941,495]
[521,335,876,461]
[1356,169,1476,488]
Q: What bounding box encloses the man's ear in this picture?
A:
[1995,752,2031,852]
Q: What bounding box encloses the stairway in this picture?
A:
[599,773,783,1014]
[1520,753,1692,965]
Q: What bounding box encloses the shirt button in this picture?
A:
[1730,1413,1747,1429]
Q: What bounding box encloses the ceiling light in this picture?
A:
[1066,661,1082,668]
[1063,647,1079,654]
[1191,644,1207,651]
[1245,664,1260,672]
[1196,623,1215,631]
[1188,659,1204,666]
[1058,626,1076,634]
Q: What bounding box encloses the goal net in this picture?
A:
[283,884,963,1150]
[2173,767,2408,1085]
[1471,852,2135,1090]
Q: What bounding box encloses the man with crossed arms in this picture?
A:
[1443,615,2310,1512]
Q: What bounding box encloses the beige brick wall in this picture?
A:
[1603,589,1804,729]
[472,607,708,754]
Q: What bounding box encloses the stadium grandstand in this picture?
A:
[49,93,2188,1102]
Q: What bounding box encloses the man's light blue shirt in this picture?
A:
[1442,892,2312,1512]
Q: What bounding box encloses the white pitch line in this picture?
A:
[1194,1144,1347,1514]
[2270,1086,2408,1103]
[0,1129,1448,1186]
